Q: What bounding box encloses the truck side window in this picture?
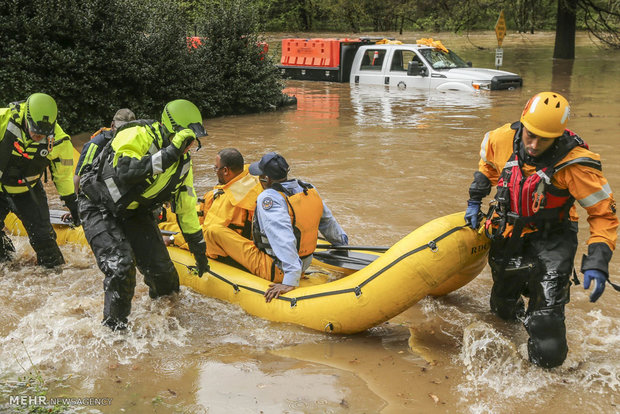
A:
[360,49,386,71]
[391,50,416,72]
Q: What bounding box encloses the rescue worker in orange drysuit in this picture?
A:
[464,91,618,368]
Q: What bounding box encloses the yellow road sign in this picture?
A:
[495,10,506,47]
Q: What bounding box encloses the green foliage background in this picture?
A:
[2,0,617,134]
[0,0,283,134]
[256,0,618,35]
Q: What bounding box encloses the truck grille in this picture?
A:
[491,75,523,90]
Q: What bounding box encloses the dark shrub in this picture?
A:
[191,0,285,117]
[0,0,284,133]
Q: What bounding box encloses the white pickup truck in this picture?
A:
[278,38,522,92]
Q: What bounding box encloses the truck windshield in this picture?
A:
[419,49,469,70]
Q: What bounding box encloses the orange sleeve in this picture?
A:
[477,124,517,186]
[556,165,618,250]
[478,131,501,185]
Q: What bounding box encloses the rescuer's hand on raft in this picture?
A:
[265,283,295,303]
[61,194,81,226]
[464,199,482,228]
[194,254,209,277]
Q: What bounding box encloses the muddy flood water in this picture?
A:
[1,32,619,413]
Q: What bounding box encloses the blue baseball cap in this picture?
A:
[249,152,290,180]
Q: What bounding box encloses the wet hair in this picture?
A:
[218,148,244,173]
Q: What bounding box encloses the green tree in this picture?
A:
[554,0,620,58]
[192,0,284,116]
[258,0,315,30]
[0,0,285,133]
[511,0,556,33]
[0,0,202,132]
[316,0,368,32]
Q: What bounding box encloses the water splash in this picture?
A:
[0,238,328,391]
[418,281,620,413]
[459,321,550,398]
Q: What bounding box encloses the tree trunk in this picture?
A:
[551,57,574,94]
[553,0,577,59]
[298,0,312,31]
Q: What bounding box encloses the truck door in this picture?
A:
[386,49,431,91]
[352,48,387,86]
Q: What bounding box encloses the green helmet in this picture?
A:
[161,99,207,138]
[25,93,57,136]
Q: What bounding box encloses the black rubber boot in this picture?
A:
[525,306,568,368]
[102,317,128,331]
[490,295,525,321]
[35,242,65,268]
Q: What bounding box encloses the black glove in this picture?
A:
[468,171,492,200]
[60,194,81,226]
[185,230,209,277]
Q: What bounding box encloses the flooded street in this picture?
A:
[1,32,619,413]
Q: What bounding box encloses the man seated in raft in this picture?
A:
[159,148,263,258]
[203,152,348,302]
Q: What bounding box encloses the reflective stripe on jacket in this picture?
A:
[0,103,74,195]
[480,122,617,250]
[75,127,113,176]
[87,120,200,235]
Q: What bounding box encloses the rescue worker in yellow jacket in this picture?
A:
[0,93,78,267]
[160,148,262,256]
[464,91,618,368]
[204,152,348,302]
[78,99,209,331]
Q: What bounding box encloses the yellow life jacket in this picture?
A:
[201,167,262,238]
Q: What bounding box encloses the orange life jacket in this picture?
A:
[252,180,323,258]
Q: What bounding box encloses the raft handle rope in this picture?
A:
[171,224,469,309]
[427,240,438,252]
[172,260,303,305]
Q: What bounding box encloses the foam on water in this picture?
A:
[1,236,331,393]
[419,279,620,413]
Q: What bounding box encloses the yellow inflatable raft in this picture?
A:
[5,211,489,334]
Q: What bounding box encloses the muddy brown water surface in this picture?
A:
[1,32,619,413]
